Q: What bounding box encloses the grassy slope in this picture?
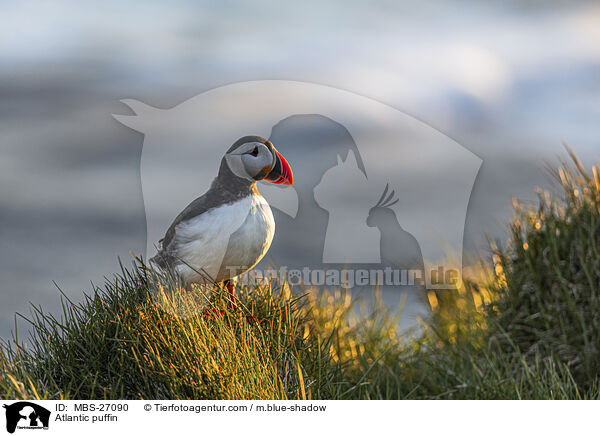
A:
[1,152,599,399]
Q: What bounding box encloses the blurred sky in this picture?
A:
[0,0,599,341]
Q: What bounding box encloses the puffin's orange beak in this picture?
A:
[265,150,293,186]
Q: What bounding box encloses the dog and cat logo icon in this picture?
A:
[2,402,50,433]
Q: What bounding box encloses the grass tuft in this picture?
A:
[486,149,600,388]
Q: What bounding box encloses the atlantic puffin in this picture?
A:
[150,136,293,301]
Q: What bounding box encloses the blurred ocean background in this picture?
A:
[1,0,599,341]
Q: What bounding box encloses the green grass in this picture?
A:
[489,149,600,389]
[1,151,599,400]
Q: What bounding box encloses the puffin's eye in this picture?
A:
[250,146,259,157]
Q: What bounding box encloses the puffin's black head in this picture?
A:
[225,136,293,185]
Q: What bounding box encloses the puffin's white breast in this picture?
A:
[217,193,275,280]
[173,193,275,283]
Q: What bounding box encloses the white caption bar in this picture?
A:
[1,400,595,436]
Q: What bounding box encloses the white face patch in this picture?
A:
[226,141,273,180]
[225,153,253,180]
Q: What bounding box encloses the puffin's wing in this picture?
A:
[169,199,253,280]
[150,193,216,271]
[161,194,214,252]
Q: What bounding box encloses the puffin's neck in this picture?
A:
[211,158,257,198]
